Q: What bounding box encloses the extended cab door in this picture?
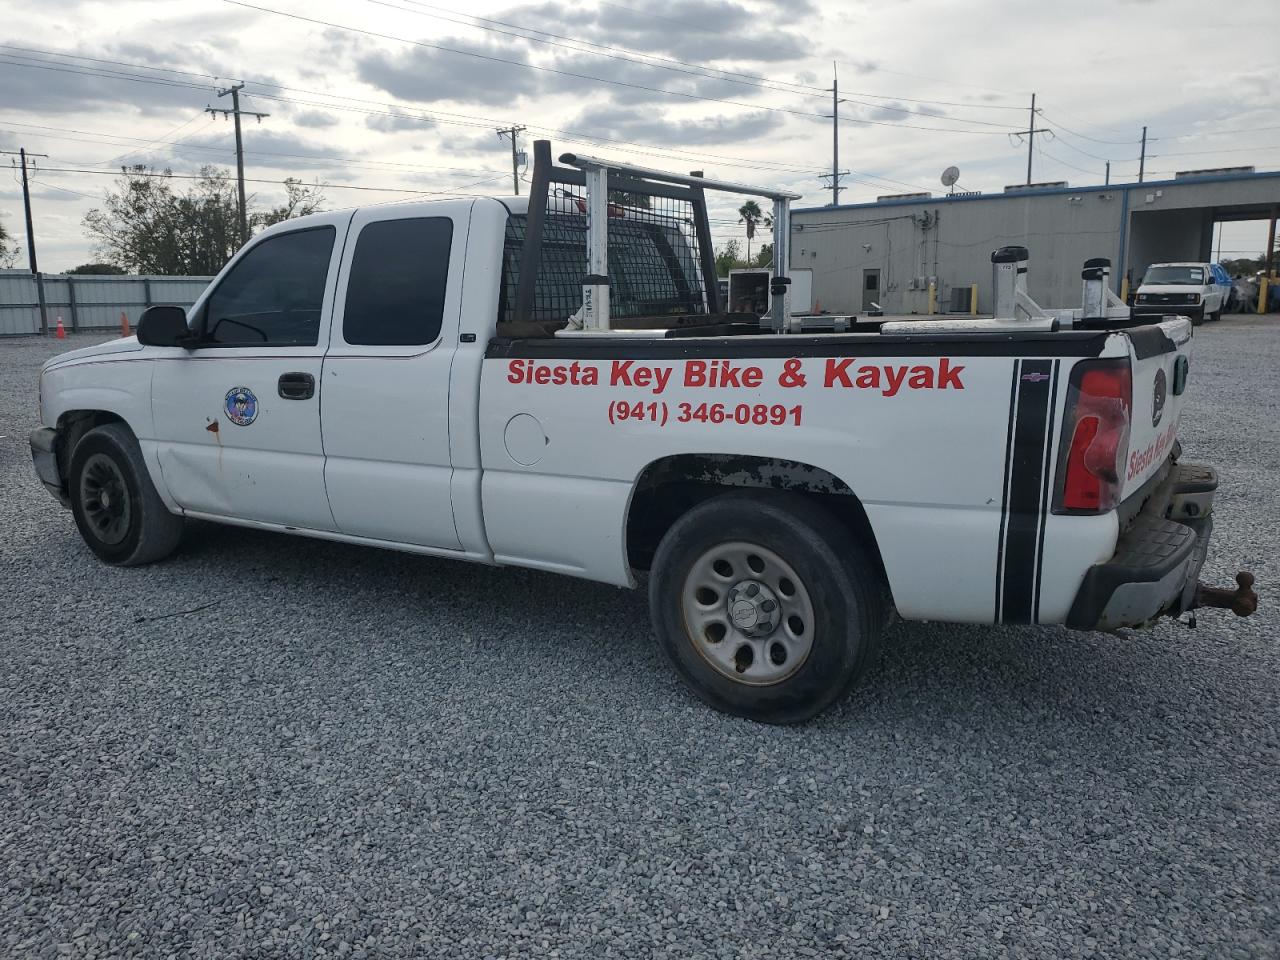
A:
[319,202,470,548]
[152,216,351,529]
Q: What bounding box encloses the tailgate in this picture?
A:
[1121,317,1194,498]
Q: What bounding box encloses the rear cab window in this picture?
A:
[343,217,454,346]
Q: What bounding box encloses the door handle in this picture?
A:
[278,372,315,400]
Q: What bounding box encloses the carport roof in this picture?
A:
[793,169,1280,214]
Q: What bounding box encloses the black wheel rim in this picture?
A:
[79,453,132,546]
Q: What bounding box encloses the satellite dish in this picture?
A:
[941,165,960,187]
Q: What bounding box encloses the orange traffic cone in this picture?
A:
[55,316,66,339]
[120,311,130,337]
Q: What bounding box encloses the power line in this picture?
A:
[833,60,1026,98]
[0,120,513,176]
[0,45,977,183]
[31,164,512,197]
[1035,111,1139,145]
[217,0,1025,136]
[0,52,811,177]
[368,0,1027,126]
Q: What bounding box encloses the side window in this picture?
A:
[343,217,453,346]
[203,227,336,346]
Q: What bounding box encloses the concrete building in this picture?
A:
[790,168,1280,316]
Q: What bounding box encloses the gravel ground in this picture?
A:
[1,320,1277,959]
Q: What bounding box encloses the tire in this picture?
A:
[68,423,184,566]
[648,492,886,724]
[1209,308,1222,322]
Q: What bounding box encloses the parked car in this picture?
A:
[1133,262,1227,324]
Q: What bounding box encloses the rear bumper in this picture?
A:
[1067,462,1216,630]
[29,426,68,507]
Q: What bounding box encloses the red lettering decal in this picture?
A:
[882,366,907,397]
[908,365,934,389]
[938,358,965,389]
[824,358,855,387]
[612,360,634,387]
[685,360,707,387]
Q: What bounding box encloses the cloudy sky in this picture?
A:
[1,0,1276,271]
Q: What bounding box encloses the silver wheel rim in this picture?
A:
[680,541,816,686]
[79,453,132,546]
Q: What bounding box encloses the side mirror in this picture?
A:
[137,305,194,347]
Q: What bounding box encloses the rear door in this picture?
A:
[151,217,350,529]
[320,201,470,548]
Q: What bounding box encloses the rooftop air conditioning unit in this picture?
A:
[1004,181,1068,193]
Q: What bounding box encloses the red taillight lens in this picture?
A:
[1057,360,1132,512]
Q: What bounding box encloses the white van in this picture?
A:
[1134,262,1227,325]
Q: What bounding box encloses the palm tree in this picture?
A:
[737,200,773,263]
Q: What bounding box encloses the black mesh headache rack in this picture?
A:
[498,141,802,339]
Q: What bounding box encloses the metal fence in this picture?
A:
[0,271,212,337]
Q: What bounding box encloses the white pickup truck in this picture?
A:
[29,144,1256,723]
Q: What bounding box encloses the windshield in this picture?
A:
[1144,265,1204,286]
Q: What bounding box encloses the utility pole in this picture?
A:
[2,147,50,334]
[1138,126,1148,183]
[831,62,842,205]
[1105,161,1110,186]
[1010,95,1048,186]
[496,125,526,195]
[1026,93,1037,185]
[207,83,268,247]
[820,64,848,205]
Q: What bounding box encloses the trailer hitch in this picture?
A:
[1194,572,1258,617]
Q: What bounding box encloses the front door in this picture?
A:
[862,269,881,312]
[151,216,351,530]
[319,202,469,549]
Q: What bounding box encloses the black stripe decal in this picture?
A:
[999,358,1055,624]
[994,359,1021,622]
[486,330,1111,361]
[1032,360,1061,623]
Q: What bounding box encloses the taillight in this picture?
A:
[1056,359,1132,512]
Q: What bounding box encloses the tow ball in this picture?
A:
[1194,572,1258,618]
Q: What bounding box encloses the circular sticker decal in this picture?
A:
[1151,368,1167,428]
[224,387,259,426]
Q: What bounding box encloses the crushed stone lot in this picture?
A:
[1,319,1277,959]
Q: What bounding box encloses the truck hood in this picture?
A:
[42,335,144,371]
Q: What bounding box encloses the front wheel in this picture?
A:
[648,492,886,724]
[69,423,184,566]
[1209,307,1222,322]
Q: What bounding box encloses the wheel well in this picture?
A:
[55,410,127,481]
[626,454,885,578]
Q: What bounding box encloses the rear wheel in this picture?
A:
[69,423,184,566]
[648,492,886,724]
[1209,307,1222,322]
